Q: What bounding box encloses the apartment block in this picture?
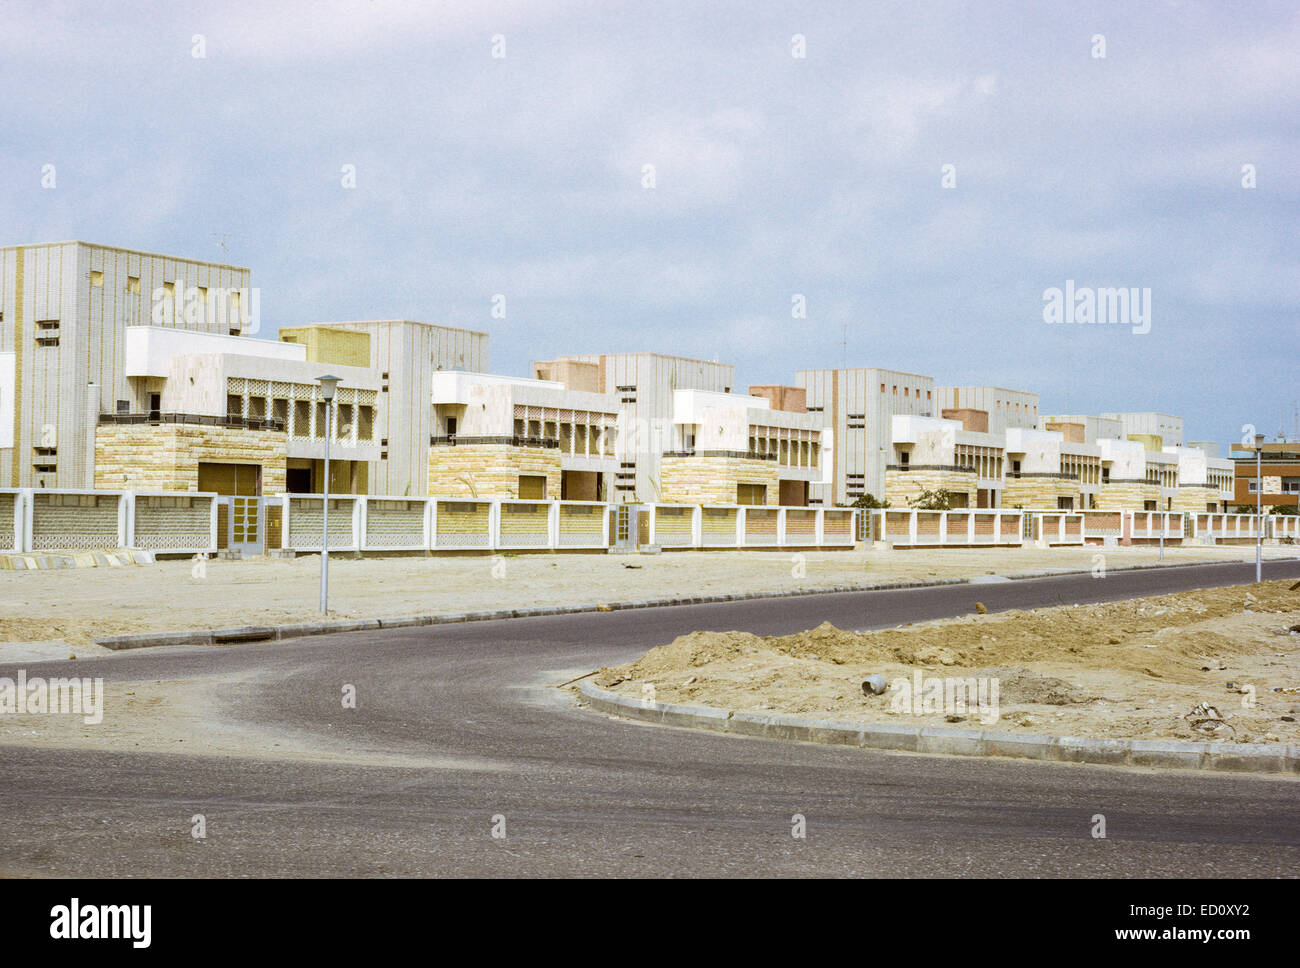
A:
[0,241,254,489]
[95,326,380,495]
[1230,442,1300,510]
[795,367,934,506]
[660,387,825,506]
[303,320,489,497]
[886,409,1231,512]
[936,385,1040,435]
[428,370,620,501]
[1101,411,1185,447]
[536,353,734,502]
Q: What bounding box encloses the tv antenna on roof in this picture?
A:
[211,232,237,253]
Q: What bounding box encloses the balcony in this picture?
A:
[430,435,559,448]
[99,412,286,432]
[663,449,777,461]
[887,463,977,473]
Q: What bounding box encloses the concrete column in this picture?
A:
[548,500,560,549]
[691,505,702,548]
[120,492,134,548]
[489,498,501,551]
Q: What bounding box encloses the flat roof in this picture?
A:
[549,351,734,368]
[0,240,248,272]
[794,366,935,381]
[305,319,490,337]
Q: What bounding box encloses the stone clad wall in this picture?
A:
[1095,481,1160,510]
[1171,486,1220,513]
[427,444,562,499]
[884,469,977,508]
[659,456,778,505]
[1001,476,1081,509]
[95,424,287,493]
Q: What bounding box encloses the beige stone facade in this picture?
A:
[659,455,779,505]
[1171,485,1222,513]
[884,468,977,508]
[94,424,287,493]
[1095,481,1161,510]
[1001,475,1081,509]
[427,443,562,500]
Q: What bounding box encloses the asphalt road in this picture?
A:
[2,557,1298,877]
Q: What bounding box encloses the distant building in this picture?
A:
[794,367,934,505]
[1229,442,1300,510]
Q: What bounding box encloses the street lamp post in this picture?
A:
[1255,433,1264,584]
[317,375,342,614]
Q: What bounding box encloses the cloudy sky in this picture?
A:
[3,0,1296,450]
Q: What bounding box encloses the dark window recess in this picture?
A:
[116,400,130,413]
[380,452,388,461]
[380,438,388,447]
[445,417,457,436]
[34,447,57,457]
[900,452,910,467]
[35,337,60,347]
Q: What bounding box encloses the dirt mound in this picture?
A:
[589,579,1300,744]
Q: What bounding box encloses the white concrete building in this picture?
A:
[0,241,254,488]
[795,367,935,506]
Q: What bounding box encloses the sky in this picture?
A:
[2,0,1296,451]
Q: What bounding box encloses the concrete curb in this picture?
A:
[91,554,1298,652]
[578,680,1300,776]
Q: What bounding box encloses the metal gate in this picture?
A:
[612,503,639,551]
[218,496,264,555]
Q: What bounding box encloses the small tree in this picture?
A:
[848,493,889,509]
[909,488,953,511]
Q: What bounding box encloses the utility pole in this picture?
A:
[316,375,342,613]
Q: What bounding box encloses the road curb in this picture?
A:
[91,555,1297,651]
[578,680,1300,776]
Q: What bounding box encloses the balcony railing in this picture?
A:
[663,449,778,461]
[887,463,977,473]
[99,412,287,432]
[430,435,559,448]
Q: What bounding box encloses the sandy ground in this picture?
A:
[592,579,1300,745]
[1,545,1292,650]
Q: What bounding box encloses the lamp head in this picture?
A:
[316,374,342,402]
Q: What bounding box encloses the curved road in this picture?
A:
[2,558,1298,877]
